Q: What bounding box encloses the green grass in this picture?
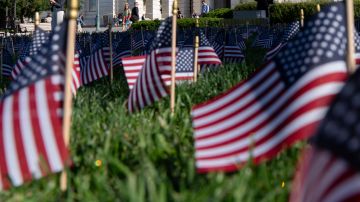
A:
[0,47,305,202]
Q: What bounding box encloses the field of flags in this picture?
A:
[2,1,360,201]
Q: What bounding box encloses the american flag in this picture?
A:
[265,21,300,61]
[0,22,70,190]
[223,31,245,63]
[211,29,225,60]
[2,49,14,77]
[127,17,175,113]
[198,31,222,66]
[290,147,360,202]
[80,30,110,85]
[72,52,82,95]
[12,28,49,80]
[113,33,132,67]
[131,30,145,51]
[252,30,274,49]
[191,3,348,173]
[355,31,360,67]
[290,65,360,201]
[122,48,193,90]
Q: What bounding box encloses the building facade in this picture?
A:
[80,0,235,26]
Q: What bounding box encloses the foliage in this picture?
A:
[0,45,305,202]
[234,2,257,11]
[202,8,233,19]
[131,18,224,30]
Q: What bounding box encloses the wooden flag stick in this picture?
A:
[346,0,356,73]
[35,12,40,28]
[316,4,321,12]
[170,0,178,114]
[300,9,304,28]
[60,0,78,191]
[109,22,114,82]
[193,18,199,82]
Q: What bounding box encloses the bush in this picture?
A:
[234,1,360,24]
[131,18,223,30]
[234,2,257,11]
[202,8,233,18]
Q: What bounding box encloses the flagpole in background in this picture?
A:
[300,9,304,28]
[60,0,78,191]
[193,18,199,82]
[109,22,114,82]
[316,4,321,12]
[141,27,145,48]
[35,12,40,28]
[346,0,356,73]
[170,0,178,114]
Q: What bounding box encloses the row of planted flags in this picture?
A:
[1,2,360,200]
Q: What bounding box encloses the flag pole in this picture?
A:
[60,0,78,191]
[109,22,114,83]
[35,12,40,28]
[346,0,356,73]
[0,42,3,83]
[316,4,320,12]
[170,0,178,114]
[193,18,199,82]
[300,9,304,28]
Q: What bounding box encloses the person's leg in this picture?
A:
[51,11,57,30]
[57,11,65,25]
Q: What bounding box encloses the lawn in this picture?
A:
[0,45,305,202]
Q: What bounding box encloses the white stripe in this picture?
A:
[324,171,360,202]
[19,88,42,178]
[196,82,343,157]
[36,79,63,172]
[123,58,146,64]
[196,108,326,168]
[3,95,23,186]
[192,62,276,117]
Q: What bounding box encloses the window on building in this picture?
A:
[89,0,96,11]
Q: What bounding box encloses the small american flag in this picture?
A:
[252,30,274,49]
[122,47,193,90]
[131,30,145,51]
[12,28,49,80]
[0,22,70,190]
[223,31,245,63]
[80,30,110,85]
[113,33,132,67]
[198,31,222,66]
[265,21,300,61]
[191,3,348,173]
[211,29,225,60]
[2,49,14,77]
[127,17,176,113]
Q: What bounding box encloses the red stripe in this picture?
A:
[0,101,11,189]
[29,84,50,174]
[45,78,69,166]
[12,91,31,181]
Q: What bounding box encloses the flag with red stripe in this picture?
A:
[0,22,70,190]
[80,30,110,85]
[191,3,348,173]
[127,17,174,113]
[290,55,360,201]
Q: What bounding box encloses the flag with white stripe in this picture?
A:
[127,17,175,113]
[0,22,70,190]
[191,3,348,173]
